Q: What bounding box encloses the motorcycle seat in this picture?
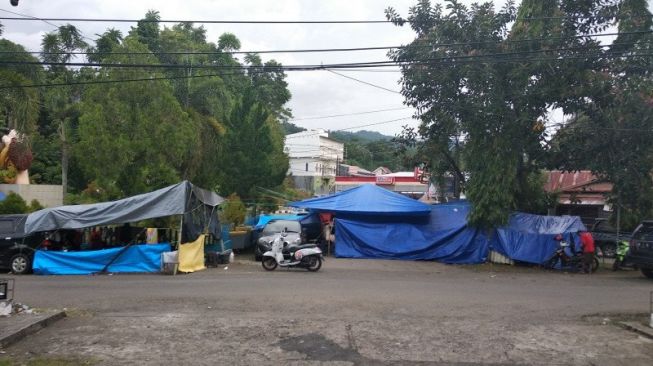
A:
[286,244,317,252]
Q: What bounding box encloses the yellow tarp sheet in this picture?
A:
[178,234,206,273]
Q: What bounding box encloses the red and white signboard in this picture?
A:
[376,176,395,185]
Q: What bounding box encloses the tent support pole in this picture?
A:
[97,227,147,275]
[175,215,184,275]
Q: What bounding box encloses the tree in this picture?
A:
[40,24,88,194]
[0,40,43,133]
[550,0,653,229]
[386,0,617,227]
[87,28,123,63]
[73,37,197,197]
[222,193,246,228]
[217,33,241,51]
[131,10,161,53]
[245,54,293,121]
[218,90,289,198]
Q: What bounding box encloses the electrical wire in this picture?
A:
[290,107,410,121]
[0,14,650,24]
[1,50,650,71]
[0,8,96,43]
[327,69,401,94]
[0,31,650,57]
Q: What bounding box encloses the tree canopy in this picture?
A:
[388,0,653,227]
[0,12,292,208]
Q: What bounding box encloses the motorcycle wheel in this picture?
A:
[261,257,278,271]
[612,259,621,271]
[591,256,599,273]
[306,256,322,272]
[543,255,559,270]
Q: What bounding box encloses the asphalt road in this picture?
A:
[2,258,653,365]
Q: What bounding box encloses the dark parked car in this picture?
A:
[627,220,653,279]
[254,216,322,261]
[0,214,43,274]
[590,218,621,257]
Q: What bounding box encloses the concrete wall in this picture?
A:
[0,184,64,208]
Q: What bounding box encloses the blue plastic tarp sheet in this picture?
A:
[334,203,489,263]
[289,184,431,216]
[33,243,171,275]
[254,214,307,229]
[491,213,586,264]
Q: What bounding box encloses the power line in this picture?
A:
[290,107,410,121]
[0,31,650,57]
[0,14,650,24]
[0,8,96,43]
[1,48,650,70]
[1,50,651,90]
[327,69,401,94]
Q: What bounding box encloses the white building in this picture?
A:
[284,129,344,195]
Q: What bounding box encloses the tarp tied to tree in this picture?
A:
[387,0,653,228]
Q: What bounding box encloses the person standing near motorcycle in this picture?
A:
[578,231,596,273]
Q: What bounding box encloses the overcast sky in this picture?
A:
[0,1,651,136]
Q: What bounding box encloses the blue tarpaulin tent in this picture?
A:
[490,213,587,264]
[288,184,431,216]
[290,188,585,264]
[334,202,488,263]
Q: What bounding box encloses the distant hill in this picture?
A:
[281,121,306,135]
[329,130,392,143]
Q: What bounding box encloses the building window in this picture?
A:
[305,163,308,172]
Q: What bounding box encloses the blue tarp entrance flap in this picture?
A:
[32,243,171,275]
[288,184,431,216]
[334,202,488,263]
[491,213,586,264]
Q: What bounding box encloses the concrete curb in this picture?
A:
[619,321,653,340]
[0,311,66,349]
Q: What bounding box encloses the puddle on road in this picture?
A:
[276,332,526,366]
[277,333,362,363]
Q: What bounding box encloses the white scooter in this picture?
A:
[261,230,323,272]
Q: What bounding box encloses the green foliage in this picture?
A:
[28,199,45,213]
[74,38,196,197]
[0,192,28,214]
[219,90,289,198]
[387,0,623,227]
[222,193,246,227]
[329,130,391,142]
[281,121,306,135]
[131,10,161,52]
[0,39,43,133]
[0,11,289,206]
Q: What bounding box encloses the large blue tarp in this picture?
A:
[335,203,489,263]
[289,184,431,216]
[490,213,587,264]
[33,243,171,275]
[333,200,585,264]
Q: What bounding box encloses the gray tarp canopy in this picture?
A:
[24,181,224,235]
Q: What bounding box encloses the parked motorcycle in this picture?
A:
[261,230,323,272]
[612,240,638,271]
[543,236,599,273]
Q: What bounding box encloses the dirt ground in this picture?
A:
[1,258,653,365]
